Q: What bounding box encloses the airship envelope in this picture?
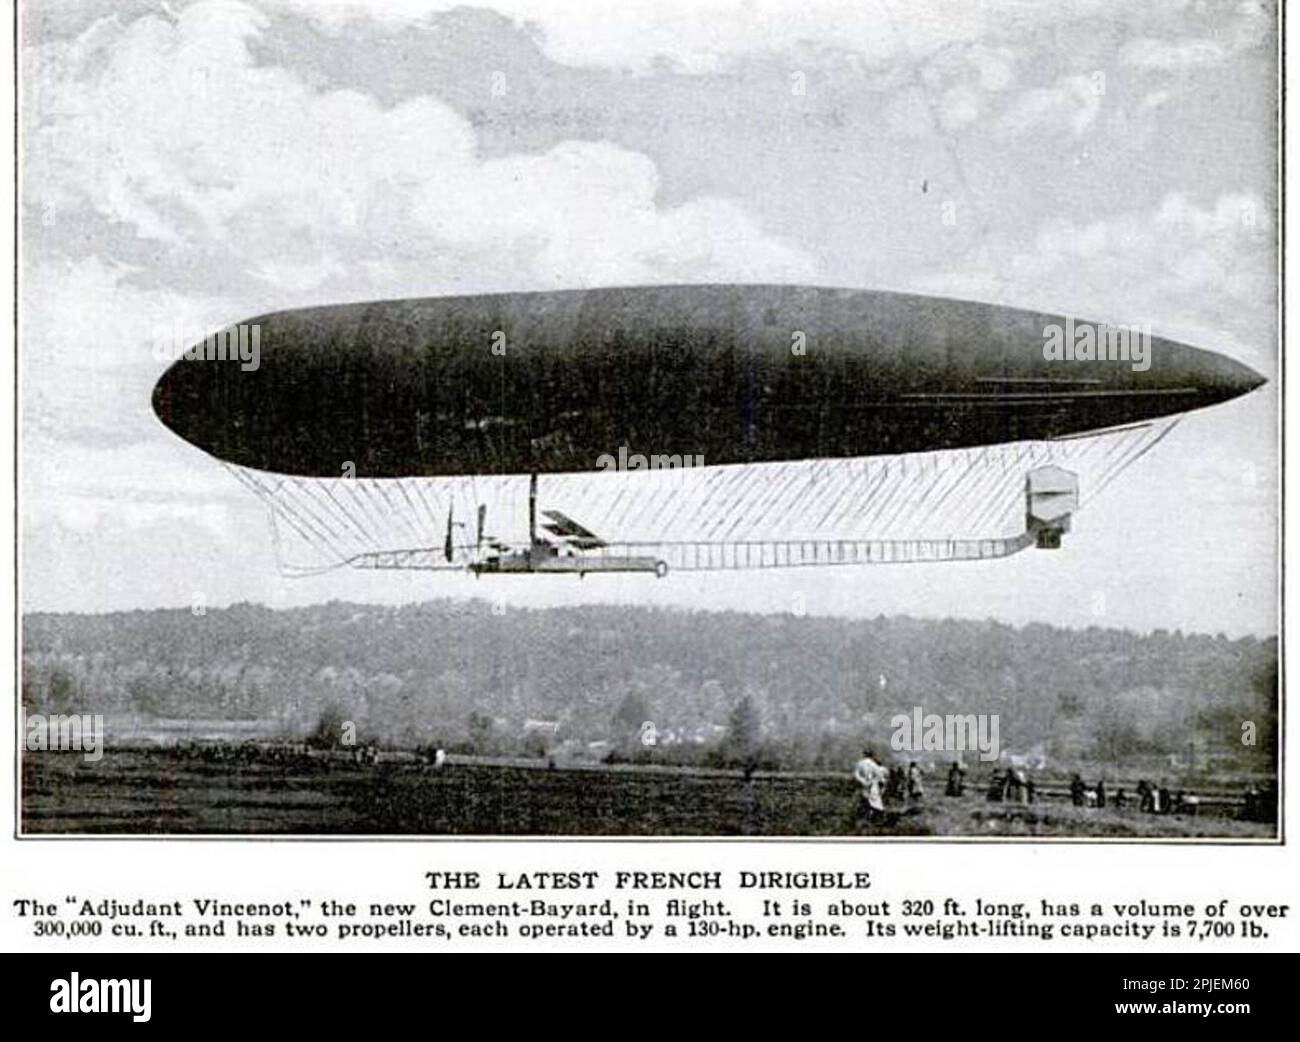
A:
[151,285,1265,577]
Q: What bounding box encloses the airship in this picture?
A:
[151,284,1265,578]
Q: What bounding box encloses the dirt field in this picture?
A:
[21,750,1276,839]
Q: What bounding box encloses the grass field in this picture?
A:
[21,750,1277,839]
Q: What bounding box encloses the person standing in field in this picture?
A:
[907,761,925,803]
[853,748,888,825]
[945,761,965,797]
[1003,765,1029,804]
[1070,772,1087,807]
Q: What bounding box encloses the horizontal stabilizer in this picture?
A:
[541,509,608,549]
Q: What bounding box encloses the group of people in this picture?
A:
[1069,773,1105,808]
[987,765,1034,804]
[1241,782,1278,823]
[1066,775,1197,815]
[852,750,925,823]
[853,750,1037,822]
[851,749,1251,823]
[1130,779,1199,816]
[852,747,1280,829]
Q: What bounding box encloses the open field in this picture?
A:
[22,750,1276,839]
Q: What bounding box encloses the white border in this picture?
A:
[0,2,1292,954]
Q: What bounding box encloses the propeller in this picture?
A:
[477,503,487,551]
[444,505,454,563]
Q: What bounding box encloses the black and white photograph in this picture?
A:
[16,0,1279,845]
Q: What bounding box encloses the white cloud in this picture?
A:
[413,140,813,285]
[20,257,233,447]
[25,0,815,297]
[1121,1,1270,70]
[1121,37,1228,70]
[285,0,1005,73]
[967,44,1017,91]
[995,73,1105,139]
[918,191,1276,373]
[938,86,982,131]
[275,0,1272,79]
[36,489,233,537]
[20,0,818,559]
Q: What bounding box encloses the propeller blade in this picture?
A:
[477,504,487,550]
[444,504,454,563]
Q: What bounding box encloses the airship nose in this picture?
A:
[1191,351,1268,404]
[1234,360,1268,395]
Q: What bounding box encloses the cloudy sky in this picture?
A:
[20,0,1278,635]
